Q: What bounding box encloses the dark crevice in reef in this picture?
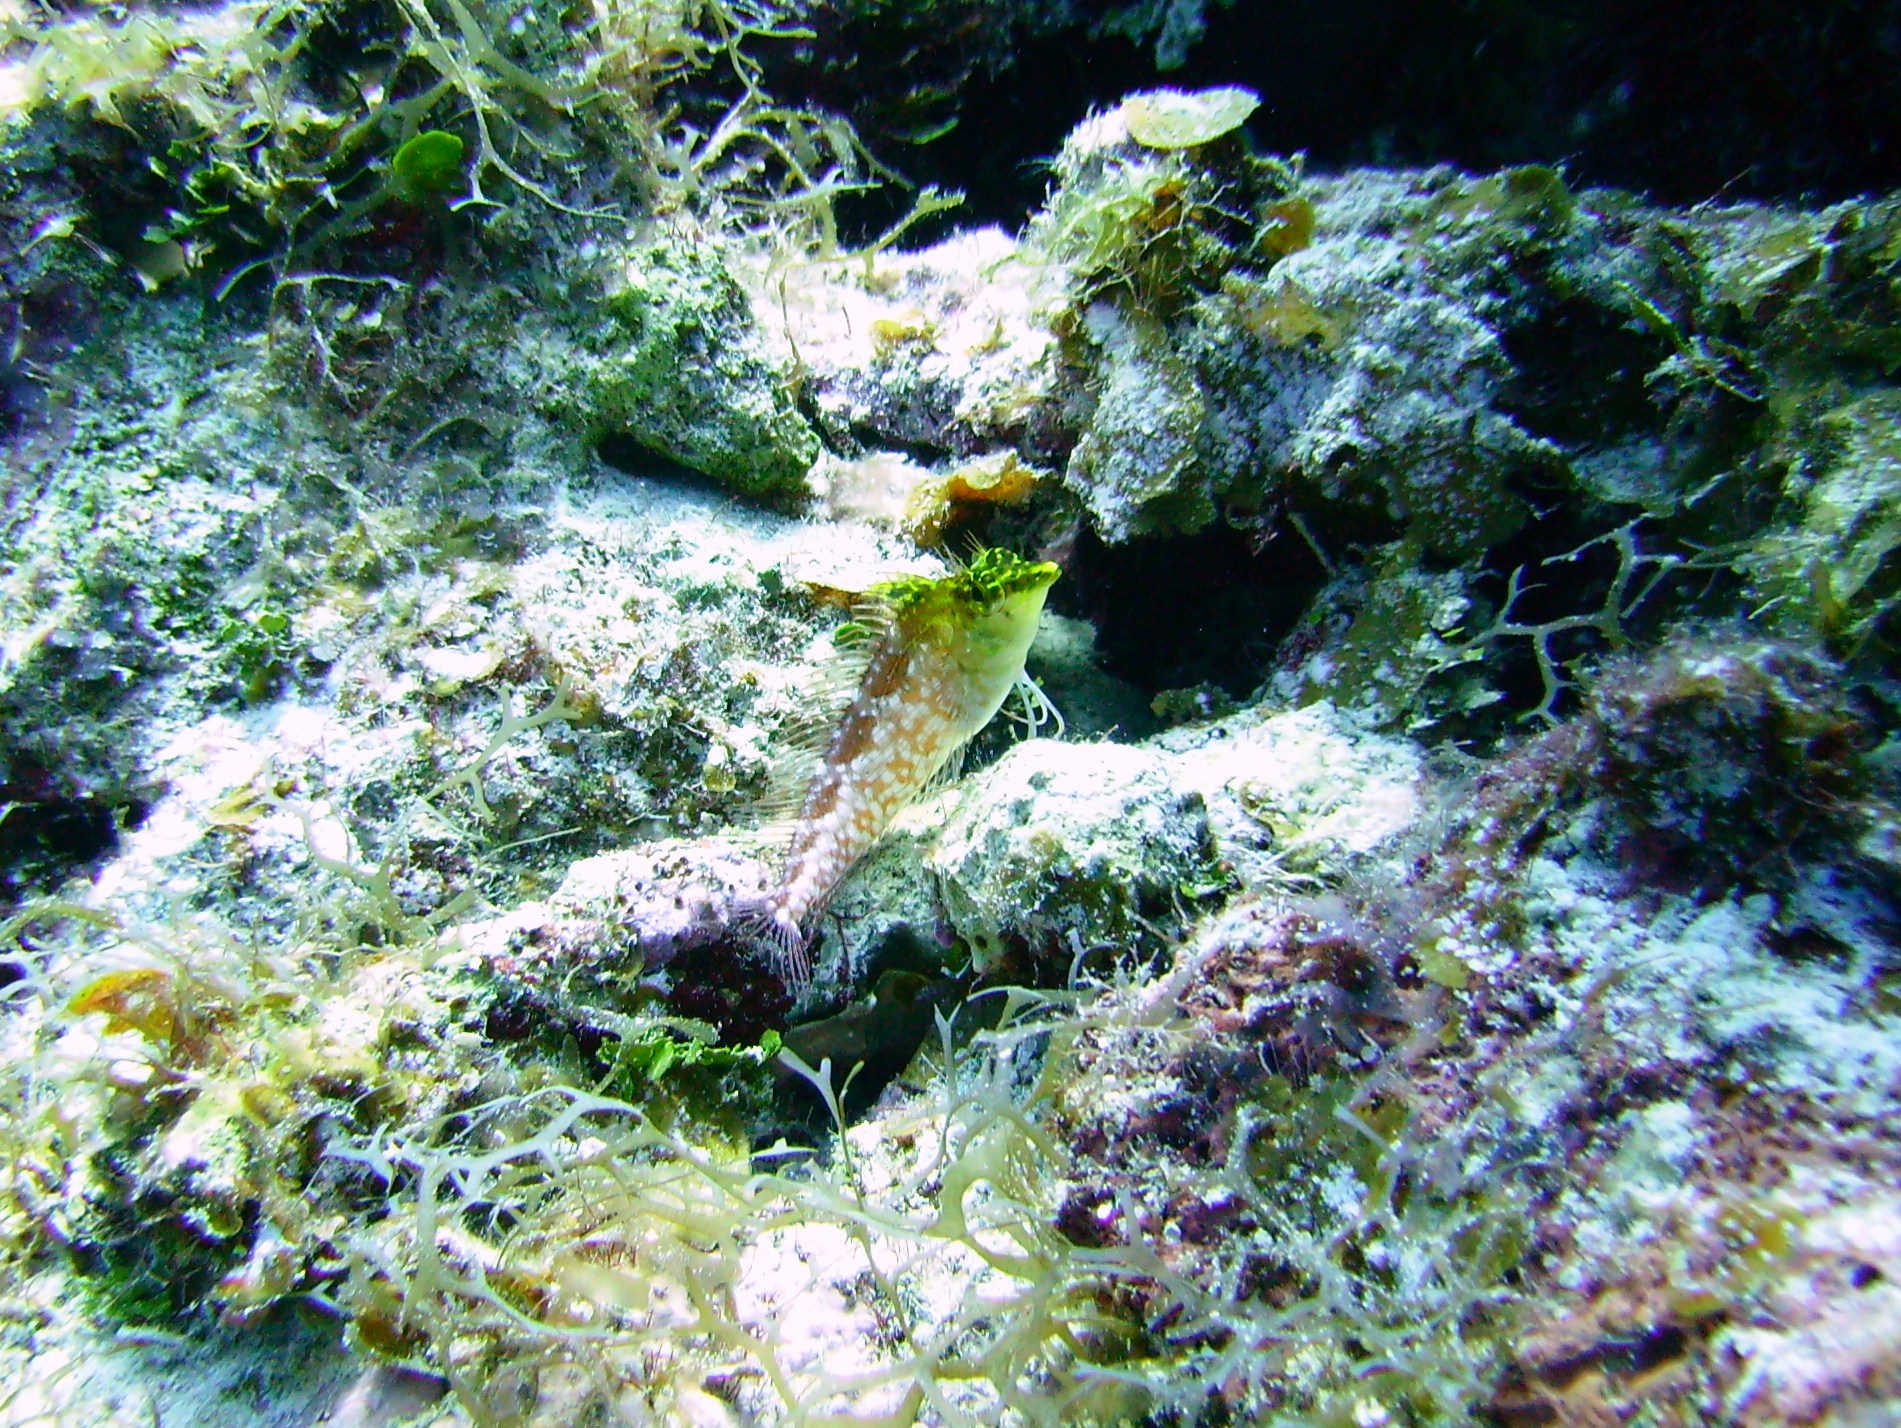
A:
[1053,521,1328,705]
[292,0,410,109]
[778,965,968,1128]
[828,25,1170,237]
[1442,491,1737,737]
[1496,296,1675,451]
[1448,498,1653,728]
[0,763,133,920]
[595,435,758,501]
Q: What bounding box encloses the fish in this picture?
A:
[759,548,1061,982]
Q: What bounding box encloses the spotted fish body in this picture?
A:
[765,550,1060,978]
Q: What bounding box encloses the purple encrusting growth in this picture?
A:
[764,550,1060,981]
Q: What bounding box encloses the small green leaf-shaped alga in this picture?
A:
[391,129,467,199]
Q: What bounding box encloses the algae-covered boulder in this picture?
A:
[1187,167,1575,561]
[927,739,1216,966]
[1039,122,1565,553]
[589,227,820,500]
[748,226,1065,463]
[1063,304,1211,539]
[1027,87,1295,541]
[1029,88,1283,320]
[1587,636,1871,889]
[1748,391,1901,649]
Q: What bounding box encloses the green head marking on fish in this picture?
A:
[872,546,1062,614]
[869,547,1061,686]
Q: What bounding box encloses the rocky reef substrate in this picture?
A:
[3,11,1901,1422]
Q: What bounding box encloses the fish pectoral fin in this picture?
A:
[922,741,968,795]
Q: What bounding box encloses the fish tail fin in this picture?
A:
[767,910,813,988]
[731,892,813,988]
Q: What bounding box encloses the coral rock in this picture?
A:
[589,228,819,500]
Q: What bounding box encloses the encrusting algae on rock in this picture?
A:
[761,548,1060,979]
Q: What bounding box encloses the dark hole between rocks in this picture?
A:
[596,436,808,515]
[1767,924,1855,970]
[595,434,739,496]
[772,963,982,1139]
[1498,297,1672,451]
[1596,1322,1691,1379]
[1053,522,1328,705]
[0,769,133,920]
